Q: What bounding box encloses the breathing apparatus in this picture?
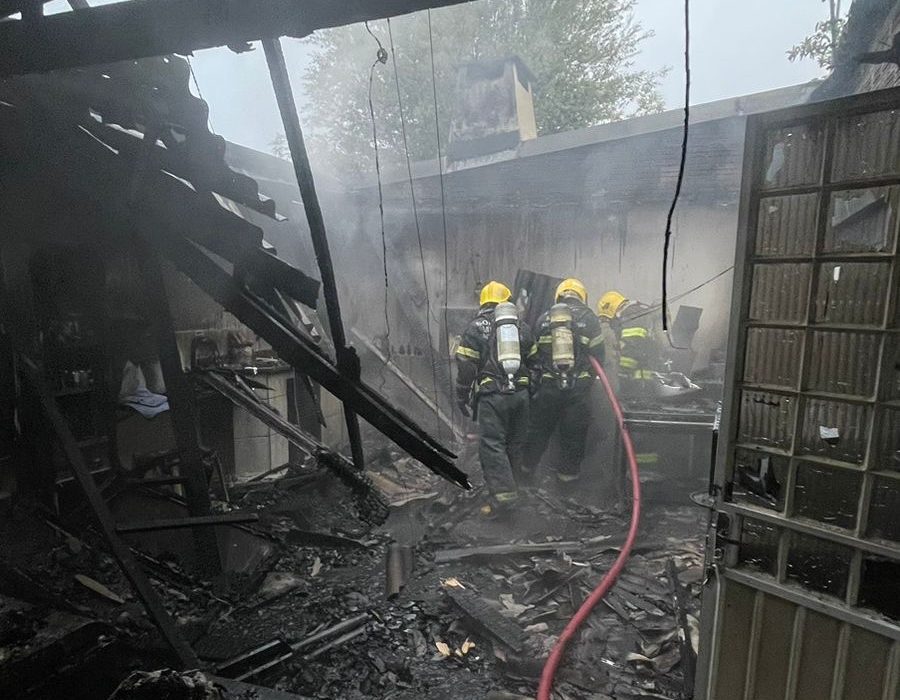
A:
[494,301,521,392]
[549,302,575,389]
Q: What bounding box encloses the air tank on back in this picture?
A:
[494,301,521,391]
[549,302,575,388]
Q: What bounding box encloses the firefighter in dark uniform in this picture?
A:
[597,290,662,467]
[524,278,605,487]
[455,281,534,513]
[596,290,661,400]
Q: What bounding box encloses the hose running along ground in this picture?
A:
[537,356,643,699]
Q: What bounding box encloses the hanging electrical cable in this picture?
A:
[365,21,392,359]
[629,264,733,324]
[426,8,455,428]
[661,0,691,336]
[387,17,443,434]
[186,56,216,134]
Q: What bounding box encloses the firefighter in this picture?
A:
[597,290,661,468]
[523,278,605,487]
[596,290,661,400]
[455,281,534,514]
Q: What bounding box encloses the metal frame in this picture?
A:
[697,85,900,699]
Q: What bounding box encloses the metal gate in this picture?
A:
[696,87,900,699]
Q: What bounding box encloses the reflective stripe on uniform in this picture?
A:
[456,346,480,360]
[528,344,539,357]
[633,369,655,380]
[537,336,552,344]
[588,335,604,348]
[577,371,592,379]
[635,452,659,464]
[578,335,591,345]
[621,326,649,339]
[620,356,638,369]
[495,491,519,502]
[479,376,529,387]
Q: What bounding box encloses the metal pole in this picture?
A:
[262,36,365,472]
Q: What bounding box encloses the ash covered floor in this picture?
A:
[0,450,706,700]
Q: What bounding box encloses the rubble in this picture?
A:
[108,669,224,700]
[0,439,706,700]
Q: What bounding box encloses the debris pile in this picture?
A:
[0,448,706,699]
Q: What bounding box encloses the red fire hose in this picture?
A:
[537,356,642,699]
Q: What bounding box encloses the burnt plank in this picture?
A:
[445,587,527,652]
[0,0,476,76]
[116,512,260,534]
[434,535,623,563]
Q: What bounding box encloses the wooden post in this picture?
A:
[262,36,365,472]
[137,243,223,576]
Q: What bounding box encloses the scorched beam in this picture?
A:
[0,0,474,76]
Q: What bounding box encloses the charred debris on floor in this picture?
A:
[1,447,707,699]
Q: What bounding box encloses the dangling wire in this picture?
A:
[365,21,391,360]
[661,0,691,345]
[388,18,442,432]
[426,9,454,427]
[186,55,216,134]
[626,265,734,323]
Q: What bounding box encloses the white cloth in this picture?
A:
[118,361,169,418]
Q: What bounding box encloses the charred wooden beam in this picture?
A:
[0,103,263,264]
[184,317,463,489]
[262,37,366,473]
[139,242,224,575]
[444,587,527,652]
[0,0,474,76]
[0,101,466,491]
[433,535,626,563]
[81,121,280,221]
[283,529,367,550]
[125,475,190,487]
[237,248,321,310]
[197,370,390,524]
[116,512,260,534]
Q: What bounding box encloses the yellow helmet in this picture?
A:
[555,278,587,304]
[597,290,628,319]
[479,280,512,306]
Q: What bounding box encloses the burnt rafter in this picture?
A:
[0,0,474,77]
[0,100,467,489]
[153,231,467,488]
[2,54,279,219]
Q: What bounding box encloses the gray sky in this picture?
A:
[47,0,832,152]
[634,0,829,106]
